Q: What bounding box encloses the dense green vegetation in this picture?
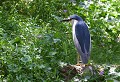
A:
[0,0,120,81]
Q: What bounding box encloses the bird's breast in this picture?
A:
[72,20,78,41]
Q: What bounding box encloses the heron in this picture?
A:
[61,14,91,64]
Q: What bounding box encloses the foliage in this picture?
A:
[0,0,120,81]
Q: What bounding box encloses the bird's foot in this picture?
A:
[76,61,85,67]
[76,63,83,66]
[76,62,89,67]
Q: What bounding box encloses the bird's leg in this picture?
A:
[76,54,86,67]
[76,54,82,66]
[77,54,80,64]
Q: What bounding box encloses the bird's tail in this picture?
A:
[80,53,90,64]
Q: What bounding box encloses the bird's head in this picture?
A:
[61,14,83,24]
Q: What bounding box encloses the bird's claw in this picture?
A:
[76,63,88,67]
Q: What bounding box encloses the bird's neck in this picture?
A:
[72,20,78,40]
[72,20,78,27]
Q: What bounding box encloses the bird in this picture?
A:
[61,14,91,64]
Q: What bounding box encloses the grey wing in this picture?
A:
[75,22,91,64]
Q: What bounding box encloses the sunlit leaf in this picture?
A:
[21,55,32,63]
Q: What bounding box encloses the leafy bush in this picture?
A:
[0,0,120,81]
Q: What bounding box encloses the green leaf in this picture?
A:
[21,55,32,63]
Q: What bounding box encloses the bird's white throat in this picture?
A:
[72,20,78,40]
[71,20,78,26]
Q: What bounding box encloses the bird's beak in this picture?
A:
[61,17,71,22]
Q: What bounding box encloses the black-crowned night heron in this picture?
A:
[62,14,91,64]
